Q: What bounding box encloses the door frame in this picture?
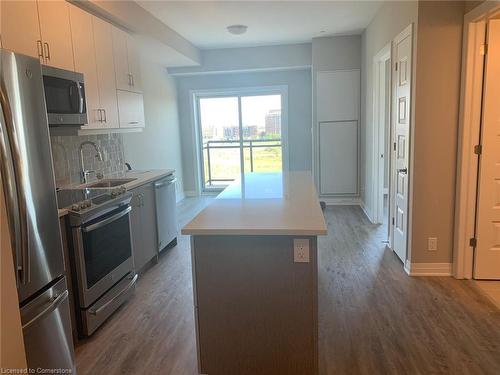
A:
[371,43,392,226]
[453,1,500,279]
[190,85,289,194]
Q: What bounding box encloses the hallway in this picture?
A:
[75,201,500,375]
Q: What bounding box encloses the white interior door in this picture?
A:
[474,20,500,280]
[391,25,412,263]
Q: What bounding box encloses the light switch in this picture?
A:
[294,239,310,263]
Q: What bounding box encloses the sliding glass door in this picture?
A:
[196,90,284,191]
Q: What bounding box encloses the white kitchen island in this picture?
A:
[182,172,327,375]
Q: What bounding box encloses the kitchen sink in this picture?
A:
[86,178,137,188]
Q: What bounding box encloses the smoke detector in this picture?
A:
[227,24,248,35]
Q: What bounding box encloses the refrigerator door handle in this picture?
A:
[0,85,30,285]
[22,290,69,331]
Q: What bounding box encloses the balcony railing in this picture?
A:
[202,139,282,187]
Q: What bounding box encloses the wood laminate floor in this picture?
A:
[75,202,500,375]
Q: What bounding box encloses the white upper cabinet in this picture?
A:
[37,0,74,71]
[1,1,41,59]
[69,5,101,129]
[112,27,130,92]
[112,27,142,93]
[126,37,142,92]
[117,91,145,129]
[1,0,74,71]
[92,16,119,129]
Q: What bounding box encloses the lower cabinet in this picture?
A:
[130,183,158,272]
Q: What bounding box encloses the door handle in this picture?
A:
[155,178,176,189]
[103,109,107,123]
[88,274,137,316]
[398,168,408,174]
[22,290,68,330]
[0,87,30,285]
[43,42,51,61]
[36,40,44,61]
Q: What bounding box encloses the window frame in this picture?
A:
[191,86,289,193]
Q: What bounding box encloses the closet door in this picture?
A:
[316,70,360,196]
[92,17,119,128]
[69,5,101,129]
[37,0,74,70]
[319,121,358,195]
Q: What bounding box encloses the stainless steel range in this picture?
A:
[57,187,137,336]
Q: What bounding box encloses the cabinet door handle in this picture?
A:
[36,40,44,61]
[128,73,132,86]
[131,74,134,86]
[43,42,50,61]
[97,109,102,123]
[103,109,107,123]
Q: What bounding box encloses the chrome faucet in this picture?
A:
[79,141,103,184]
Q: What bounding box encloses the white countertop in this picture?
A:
[181,172,327,236]
[57,169,174,217]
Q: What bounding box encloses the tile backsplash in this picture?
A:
[50,133,126,188]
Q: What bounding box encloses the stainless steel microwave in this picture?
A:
[42,65,87,126]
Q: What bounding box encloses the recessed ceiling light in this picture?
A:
[227,24,248,35]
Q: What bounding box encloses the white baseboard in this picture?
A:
[360,201,374,223]
[319,197,361,206]
[176,191,185,203]
[405,261,452,276]
[184,190,198,197]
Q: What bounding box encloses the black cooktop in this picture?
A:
[56,188,116,209]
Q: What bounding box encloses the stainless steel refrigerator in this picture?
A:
[0,50,76,372]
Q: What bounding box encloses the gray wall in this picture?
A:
[123,57,185,201]
[175,69,312,194]
[410,1,465,264]
[360,0,418,219]
[312,35,362,71]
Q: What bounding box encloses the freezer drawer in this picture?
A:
[21,277,76,373]
[154,175,177,252]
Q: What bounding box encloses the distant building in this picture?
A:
[242,125,258,138]
[223,126,239,139]
[265,110,281,136]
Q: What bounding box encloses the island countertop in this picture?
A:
[182,172,327,236]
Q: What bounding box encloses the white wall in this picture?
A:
[175,69,312,194]
[122,57,185,201]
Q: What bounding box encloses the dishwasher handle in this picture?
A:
[155,178,176,189]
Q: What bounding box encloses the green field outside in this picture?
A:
[203,145,282,186]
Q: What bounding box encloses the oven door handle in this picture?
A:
[82,206,132,233]
[88,274,138,316]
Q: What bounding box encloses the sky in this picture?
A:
[199,95,281,132]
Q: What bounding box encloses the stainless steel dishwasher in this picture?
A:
[154,174,178,252]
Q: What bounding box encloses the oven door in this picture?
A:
[73,205,133,308]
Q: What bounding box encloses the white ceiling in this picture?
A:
[137,1,384,49]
